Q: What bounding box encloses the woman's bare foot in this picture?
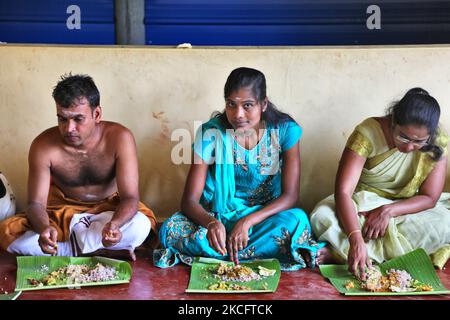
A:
[298,248,312,266]
[315,247,340,265]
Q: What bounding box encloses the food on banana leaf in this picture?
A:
[360,267,433,292]
[27,263,118,287]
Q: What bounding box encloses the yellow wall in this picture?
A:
[1,45,450,221]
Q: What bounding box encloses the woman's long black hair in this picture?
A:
[386,87,443,160]
[214,67,295,128]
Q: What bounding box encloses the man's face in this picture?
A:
[56,97,101,147]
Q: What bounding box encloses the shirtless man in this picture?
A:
[0,74,156,260]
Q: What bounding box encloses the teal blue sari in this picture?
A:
[153,118,324,271]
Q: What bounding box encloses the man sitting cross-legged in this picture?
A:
[0,74,156,260]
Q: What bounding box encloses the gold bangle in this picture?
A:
[347,229,361,239]
[206,220,218,229]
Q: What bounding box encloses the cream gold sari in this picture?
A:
[310,118,450,268]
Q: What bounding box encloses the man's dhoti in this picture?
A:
[0,185,157,256]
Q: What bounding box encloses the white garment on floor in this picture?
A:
[7,211,151,256]
[0,172,16,222]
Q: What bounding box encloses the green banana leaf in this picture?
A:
[0,291,21,300]
[15,256,132,291]
[320,248,450,296]
[186,257,281,293]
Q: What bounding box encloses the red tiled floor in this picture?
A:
[1,249,449,300]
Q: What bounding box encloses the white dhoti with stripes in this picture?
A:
[7,211,151,256]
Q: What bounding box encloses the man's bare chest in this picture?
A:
[51,151,116,187]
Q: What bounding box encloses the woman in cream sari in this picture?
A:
[310,88,450,278]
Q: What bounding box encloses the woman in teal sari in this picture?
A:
[311,88,450,278]
[154,67,324,270]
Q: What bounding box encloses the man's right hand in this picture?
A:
[206,220,227,256]
[38,226,58,255]
[347,234,371,281]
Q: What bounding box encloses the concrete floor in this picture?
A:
[1,247,449,300]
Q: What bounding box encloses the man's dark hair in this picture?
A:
[52,73,100,110]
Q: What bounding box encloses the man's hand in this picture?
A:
[38,226,58,255]
[102,222,122,247]
[360,205,392,241]
[227,218,251,265]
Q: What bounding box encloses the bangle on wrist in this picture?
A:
[206,220,218,229]
[347,229,361,239]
